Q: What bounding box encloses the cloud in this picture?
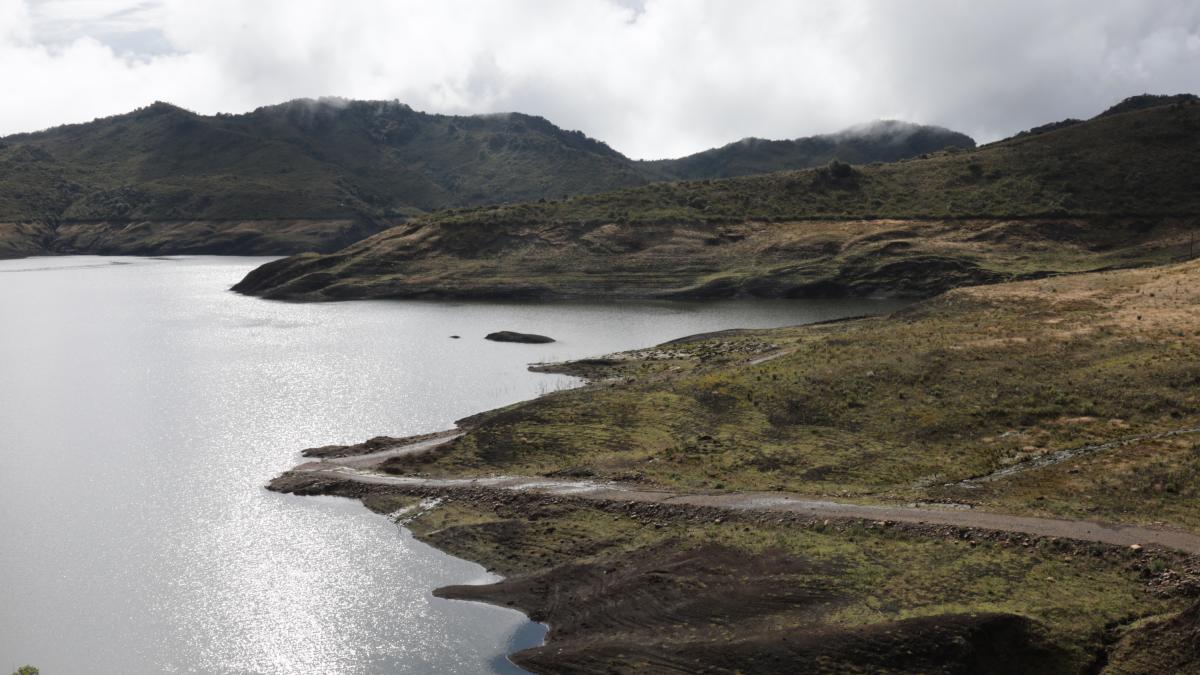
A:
[1,0,1198,158]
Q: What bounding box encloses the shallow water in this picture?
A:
[0,256,904,674]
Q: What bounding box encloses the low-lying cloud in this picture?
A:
[2,0,1198,158]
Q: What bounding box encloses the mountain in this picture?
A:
[0,99,972,257]
[233,95,1200,301]
[0,98,652,256]
[0,98,646,222]
[639,120,974,180]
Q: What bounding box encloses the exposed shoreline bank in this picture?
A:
[270,439,1200,673]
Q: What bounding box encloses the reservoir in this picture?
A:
[0,256,902,674]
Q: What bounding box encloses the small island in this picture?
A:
[485,331,556,344]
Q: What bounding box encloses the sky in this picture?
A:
[1,0,1198,159]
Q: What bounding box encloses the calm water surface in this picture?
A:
[0,256,904,674]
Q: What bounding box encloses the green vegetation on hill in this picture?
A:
[393,258,1200,533]
[233,98,1200,301]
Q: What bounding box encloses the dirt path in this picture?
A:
[290,462,1200,554]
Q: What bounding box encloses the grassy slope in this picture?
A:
[233,100,1200,300]
[390,259,1200,532]
[333,256,1200,673]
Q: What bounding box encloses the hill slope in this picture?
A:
[233,97,1200,301]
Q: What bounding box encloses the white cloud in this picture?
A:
[2,0,1198,158]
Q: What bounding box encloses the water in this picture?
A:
[0,256,903,674]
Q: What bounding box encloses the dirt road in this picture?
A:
[289,459,1200,554]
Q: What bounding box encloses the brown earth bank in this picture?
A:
[0,217,392,259]
[453,546,1064,675]
[231,216,1197,301]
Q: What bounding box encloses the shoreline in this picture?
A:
[269,370,1200,672]
[265,256,1200,672]
[271,450,1200,673]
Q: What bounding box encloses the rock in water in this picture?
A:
[485,331,555,344]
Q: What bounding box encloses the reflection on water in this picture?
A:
[0,256,905,673]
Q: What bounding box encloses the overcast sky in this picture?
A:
[2,0,1198,159]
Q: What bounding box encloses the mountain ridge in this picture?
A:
[0,98,975,258]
